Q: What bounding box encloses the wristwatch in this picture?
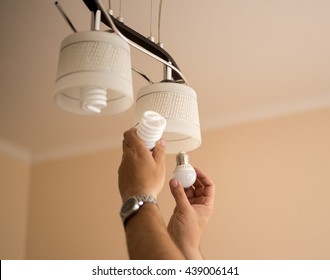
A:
[120,195,157,225]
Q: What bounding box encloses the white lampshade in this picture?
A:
[54,31,133,115]
[135,82,201,154]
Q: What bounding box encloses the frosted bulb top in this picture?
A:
[136,111,166,150]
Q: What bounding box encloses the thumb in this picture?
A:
[169,178,190,210]
[152,138,166,164]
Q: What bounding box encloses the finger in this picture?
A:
[122,128,132,153]
[169,178,191,210]
[193,177,205,190]
[184,186,196,199]
[193,178,207,197]
[123,127,151,156]
[122,139,126,151]
[194,167,213,187]
[194,167,215,201]
[123,128,144,149]
[122,128,134,153]
[152,138,166,165]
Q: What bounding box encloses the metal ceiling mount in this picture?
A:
[82,0,186,83]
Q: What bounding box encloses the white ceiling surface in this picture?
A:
[1,0,330,162]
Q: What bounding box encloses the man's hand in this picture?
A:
[118,128,166,202]
[167,167,215,259]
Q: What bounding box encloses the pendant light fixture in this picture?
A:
[54,0,201,153]
[135,82,201,154]
[54,30,133,115]
[54,5,133,115]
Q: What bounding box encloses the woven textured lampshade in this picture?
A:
[135,82,201,154]
[54,31,133,115]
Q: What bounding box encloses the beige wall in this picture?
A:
[193,108,330,259]
[26,148,128,259]
[2,107,330,259]
[0,152,30,259]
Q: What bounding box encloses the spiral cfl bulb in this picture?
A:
[80,87,107,113]
[136,111,167,150]
[173,151,197,188]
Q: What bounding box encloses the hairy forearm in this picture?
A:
[125,204,186,260]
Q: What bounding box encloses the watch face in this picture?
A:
[120,197,139,219]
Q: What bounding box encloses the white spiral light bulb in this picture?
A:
[80,87,107,113]
[136,111,167,150]
[173,151,197,188]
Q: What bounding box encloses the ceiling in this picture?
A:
[1,0,330,162]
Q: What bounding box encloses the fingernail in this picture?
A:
[170,178,178,188]
[158,138,166,147]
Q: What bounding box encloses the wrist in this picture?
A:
[120,195,158,226]
[120,190,158,203]
[124,202,159,228]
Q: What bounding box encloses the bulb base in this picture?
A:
[176,151,190,165]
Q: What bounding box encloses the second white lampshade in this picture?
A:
[135,82,201,154]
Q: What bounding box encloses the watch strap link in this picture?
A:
[121,194,158,226]
[136,194,158,205]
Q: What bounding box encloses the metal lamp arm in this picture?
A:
[83,0,188,84]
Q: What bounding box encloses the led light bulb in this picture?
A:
[136,111,166,150]
[173,151,197,188]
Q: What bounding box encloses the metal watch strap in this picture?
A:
[121,195,157,226]
[136,195,158,205]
